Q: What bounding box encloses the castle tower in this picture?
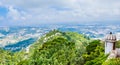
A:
[105,32,116,54]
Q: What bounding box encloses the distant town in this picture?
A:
[1,24,120,51]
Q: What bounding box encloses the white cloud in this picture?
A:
[0,16,4,20]
[7,6,21,21]
[6,6,32,22]
[0,1,2,6]
[0,0,120,24]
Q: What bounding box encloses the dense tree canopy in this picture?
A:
[1,30,120,65]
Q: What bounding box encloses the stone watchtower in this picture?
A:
[105,32,116,54]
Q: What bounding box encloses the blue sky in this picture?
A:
[0,0,120,26]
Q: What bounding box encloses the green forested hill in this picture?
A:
[19,30,90,65]
[1,30,119,65]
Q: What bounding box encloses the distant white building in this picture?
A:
[105,32,116,54]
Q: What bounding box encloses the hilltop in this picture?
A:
[24,30,90,65]
[1,30,120,65]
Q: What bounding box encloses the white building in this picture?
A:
[105,32,116,54]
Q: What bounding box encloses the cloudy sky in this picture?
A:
[0,0,120,26]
